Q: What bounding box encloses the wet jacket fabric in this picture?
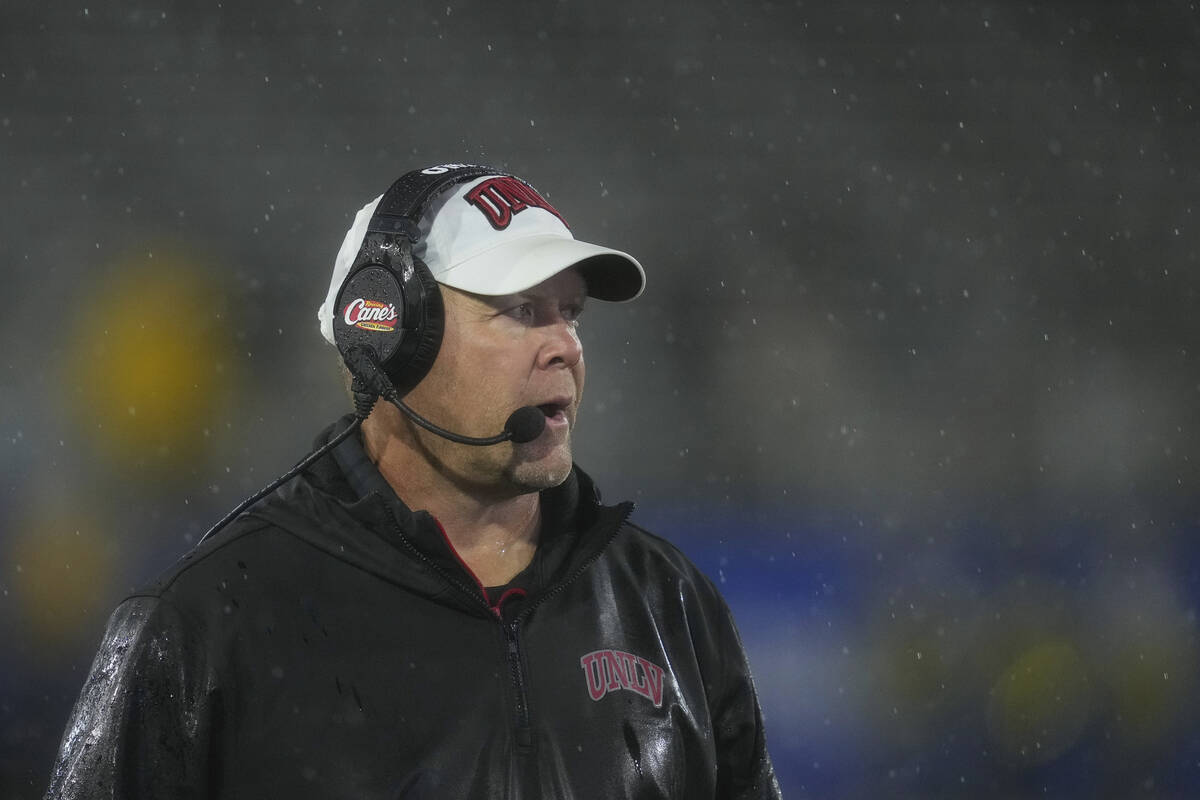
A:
[46,417,781,799]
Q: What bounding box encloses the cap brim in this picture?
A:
[433,235,645,302]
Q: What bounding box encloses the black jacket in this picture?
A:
[46,419,781,799]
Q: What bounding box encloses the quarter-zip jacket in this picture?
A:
[46,418,781,799]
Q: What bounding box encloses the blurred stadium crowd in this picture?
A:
[2,1,1199,797]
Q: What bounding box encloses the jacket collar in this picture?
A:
[259,415,620,615]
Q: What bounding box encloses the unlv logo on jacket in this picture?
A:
[580,650,666,708]
[465,176,567,231]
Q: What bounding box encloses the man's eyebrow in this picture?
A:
[467,289,521,306]
[506,290,587,303]
[474,283,587,309]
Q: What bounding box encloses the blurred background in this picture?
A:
[2,0,1199,796]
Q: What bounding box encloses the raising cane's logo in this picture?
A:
[342,298,399,332]
[580,649,667,708]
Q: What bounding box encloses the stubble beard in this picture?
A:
[504,429,575,494]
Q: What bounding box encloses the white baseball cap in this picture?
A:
[318,172,645,345]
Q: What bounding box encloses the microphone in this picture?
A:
[501,405,547,443]
[342,345,547,447]
[393,399,546,446]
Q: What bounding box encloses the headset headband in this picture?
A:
[365,164,499,241]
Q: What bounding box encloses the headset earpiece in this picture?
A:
[393,250,444,396]
[333,233,441,396]
[331,164,496,397]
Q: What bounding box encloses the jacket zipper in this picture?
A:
[388,502,634,752]
[502,503,635,754]
[504,621,534,750]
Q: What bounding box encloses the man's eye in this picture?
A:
[563,304,585,324]
[506,303,534,321]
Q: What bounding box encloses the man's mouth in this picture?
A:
[536,400,570,425]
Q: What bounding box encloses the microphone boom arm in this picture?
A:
[392,398,514,446]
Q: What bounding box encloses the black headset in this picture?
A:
[200,164,546,544]
[332,163,498,396]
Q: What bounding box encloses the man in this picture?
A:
[46,164,781,798]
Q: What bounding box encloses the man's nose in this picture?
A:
[540,318,583,369]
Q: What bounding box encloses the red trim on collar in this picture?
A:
[492,587,528,613]
[431,517,527,618]
[431,517,491,608]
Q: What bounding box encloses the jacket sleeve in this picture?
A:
[700,587,782,800]
[44,595,217,800]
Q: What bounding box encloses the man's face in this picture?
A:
[400,267,588,496]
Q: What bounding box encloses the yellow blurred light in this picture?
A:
[9,512,117,648]
[66,248,233,470]
[986,640,1093,766]
[1101,637,1199,753]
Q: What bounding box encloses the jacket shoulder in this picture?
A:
[600,520,729,614]
[611,519,727,602]
[134,512,287,603]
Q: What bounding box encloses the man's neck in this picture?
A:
[362,414,541,588]
[420,484,541,589]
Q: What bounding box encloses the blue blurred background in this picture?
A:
[3,1,1199,796]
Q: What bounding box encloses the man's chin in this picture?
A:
[507,450,574,493]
